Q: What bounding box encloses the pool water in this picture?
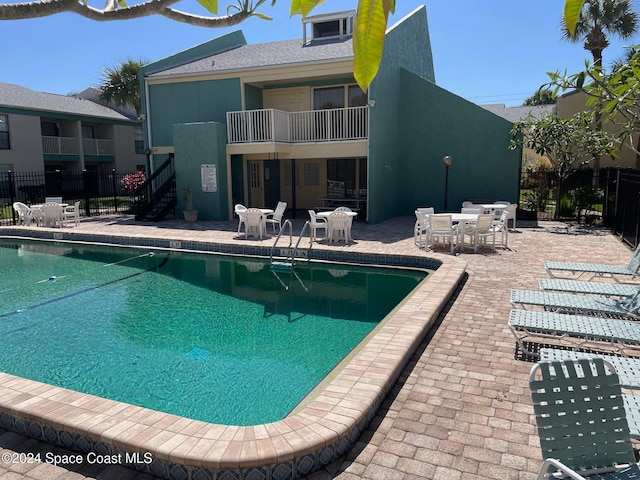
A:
[0,239,427,426]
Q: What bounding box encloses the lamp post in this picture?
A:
[442,155,453,211]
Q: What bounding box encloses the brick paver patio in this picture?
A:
[0,215,635,480]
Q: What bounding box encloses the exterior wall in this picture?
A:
[112,124,145,171]
[147,78,242,148]
[244,84,263,110]
[368,5,434,224]
[397,70,521,212]
[173,122,228,221]
[557,90,638,169]
[0,113,43,171]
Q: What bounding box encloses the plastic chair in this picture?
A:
[242,208,266,239]
[428,214,456,254]
[334,206,352,212]
[42,202,64,228]
[327,211,353,244]
[460,207,483,214]
[414,207,434,249]
[45,196,63,204]
[63,201,81,227]
[234,204,247,234]
[308,210,327,243]
[491,209,509,248]
[460,214,495,253]
[12,202,33,226]
[265,201,287,233]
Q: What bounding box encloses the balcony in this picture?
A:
[42,136,80,155]
[83,138,114,156]
[42,136,114,156]
[226,106,368,144]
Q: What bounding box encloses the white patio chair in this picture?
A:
[428,214,456,254]
[234,204,247,234]
[491,209,509,248]
[505,203,517,229]
[414,207,434,249]
[461,201,473,208]
[63,201,81,227]
[42,202,64,228]
[242,208,266,239]
[334,206,352,212]
[13,202,33,226]
[308,210,327,243]
[265,201,287,233]
[460,207,483,214]
[327,211,353,244]
[45,196,63,204]
[460,214,496,253]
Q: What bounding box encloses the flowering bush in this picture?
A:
[121,171,146,195]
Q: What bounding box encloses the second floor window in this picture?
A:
[314,85,367,110]
[0,115,9,149]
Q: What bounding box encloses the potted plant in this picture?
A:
[183,186,198,222]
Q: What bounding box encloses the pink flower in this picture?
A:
[121,171,146,195]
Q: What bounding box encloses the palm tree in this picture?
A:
[97,58,147,118]
[561,0,638,67]
[561,0,638,182]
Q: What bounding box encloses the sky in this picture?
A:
[2,0,639,106]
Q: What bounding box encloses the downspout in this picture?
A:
[144,77,154,172]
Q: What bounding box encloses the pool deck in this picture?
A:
[0,214,637,480]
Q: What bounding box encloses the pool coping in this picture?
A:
[0,228,466,480]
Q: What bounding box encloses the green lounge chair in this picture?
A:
[544,244,640,282]
[530,358,640,477]
[538,278,639,298]
[510,288,640,320]
[508,308,640,357]
[540,348,640,389]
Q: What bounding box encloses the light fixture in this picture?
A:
[442,155,453,211]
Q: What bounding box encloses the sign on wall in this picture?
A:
[201,164,217,192]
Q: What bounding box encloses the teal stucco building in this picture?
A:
[140,5,521,224]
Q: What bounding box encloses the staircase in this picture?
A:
[132,155,177,222]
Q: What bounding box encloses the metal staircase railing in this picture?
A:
[132,155,177,222]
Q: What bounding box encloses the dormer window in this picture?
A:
[303,10,355,45]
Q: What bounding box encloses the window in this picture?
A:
[314,87,344,110]
[41,122,59,137]
[250,162,260,188]
[348,85,368,107]
[304,162,320,186]
[81,125,95,139]
[327,159,356,197]
[0,114,9,149]
[314,85,367,110]
[306,13,354,41]
[134,127,145,154]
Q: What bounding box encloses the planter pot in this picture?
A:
[183,210,198,222]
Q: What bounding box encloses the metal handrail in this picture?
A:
[269,219,293,265]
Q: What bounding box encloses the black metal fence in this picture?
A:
[0,169,140,226]
[602,168,640,249]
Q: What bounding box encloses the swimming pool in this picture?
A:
[0,227,465,480]
[0,239,426,426]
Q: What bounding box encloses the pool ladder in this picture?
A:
[269,220,310,290]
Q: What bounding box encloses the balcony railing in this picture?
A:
[42,136,114,156]
[83,138,114,156]
[42,136,80,155]
[226,106,368,144]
